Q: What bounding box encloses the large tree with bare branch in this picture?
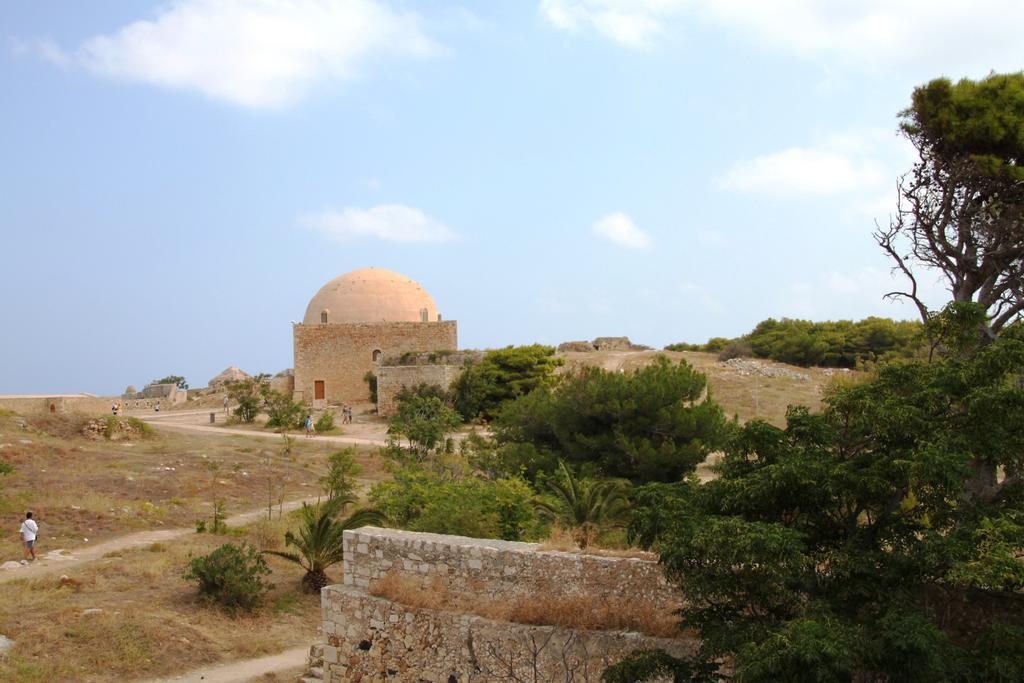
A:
[877,72,1024,340]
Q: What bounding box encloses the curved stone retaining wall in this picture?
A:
[342,527,678,607]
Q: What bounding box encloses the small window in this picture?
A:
[420,308,428,322]
[372,349,383,362]
[320,311,328,324]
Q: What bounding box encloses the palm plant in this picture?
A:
[263,495,385,592]
[534,461,631,549]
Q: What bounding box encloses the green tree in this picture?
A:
[450,345,563,420]
[877,72,1024,339]
[262,386,304,432]
[495,356,728,483]
[263,495,385,592]
[628,319,1024,681]
[226,375,269,423]
[387,395,462,460]
[154,374,188,390]
[319,447,363,500]
[369,467,541,542]
[534,461,630,549]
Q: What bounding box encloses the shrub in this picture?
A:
[363,371,378,404]
[494,356,728,484]
[369,468,542,541]
[319,447,363,500]
[314,411,336,433]
[263,389,304,430]
[450,345,562,421]
[717,340,753,361]
[388,395,462,459]
[183,542,272,614]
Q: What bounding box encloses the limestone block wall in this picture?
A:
[293,321,458,406]
[322,584,697,682]
[376,364,464,417]
[0,395,115,415]
[342,527,679,614]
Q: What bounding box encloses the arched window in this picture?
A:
[372,349,383,362]
[320,311,328,324]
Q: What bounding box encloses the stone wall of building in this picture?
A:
[0,395,115,415]
[293,321,457,406]
[321,584,696,682]
[376,364,464,417]
[341,527,678,607]
[134,383,187,405]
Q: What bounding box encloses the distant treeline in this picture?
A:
[666,317,923,368]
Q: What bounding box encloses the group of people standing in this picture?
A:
[111,400,160,415]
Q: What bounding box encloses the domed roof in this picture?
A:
[303,268,439,325]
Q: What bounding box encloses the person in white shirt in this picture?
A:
[20,511,38,564]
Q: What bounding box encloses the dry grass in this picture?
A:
[0,527,322,682]
[0,414,388,561]
[368,573,681,639]
[536,525,656,559]
[559,349,845,427]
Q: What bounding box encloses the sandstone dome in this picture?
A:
[303,268,439,325]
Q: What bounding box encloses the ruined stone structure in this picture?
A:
[557,336,651,353]
[319,528,697,681]
[0,394,112,415]
[375,350,481,417]
[293,268,458,407]
[133,382,187,405]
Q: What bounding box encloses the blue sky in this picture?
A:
[2,1,1021,395]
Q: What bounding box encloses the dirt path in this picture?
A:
[0,496,320,584]
[140,411,387,447]
[141,645,310,683]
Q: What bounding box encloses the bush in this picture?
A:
[450,345,562,421]
[364,371,378,404]
[319,447,363,499]
[667,317,923,368]
[183,542,272,614]
[226,375,270,423]
[314,411,336,433]
[263,389,304,431]
[369,468,543,541]
[717,340,753,361]
[494,356,728,484]
[388,395,463,459]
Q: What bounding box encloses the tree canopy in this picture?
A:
[153,375,188,390]
[450,344,562,420]
[670,317,922,368]
[879,72,1024,337]
[629,313,1024,681]
[494,356,728,484]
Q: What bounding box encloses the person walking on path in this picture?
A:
[304,414,314,438]
[20,511,38,564]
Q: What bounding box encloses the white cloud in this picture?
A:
[592,212,652,249]
[300,204,456,243]
[34,0,438,108]
[720,146,886,196]
[539,1,1024,75]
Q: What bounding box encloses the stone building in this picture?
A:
[293,268,457,407]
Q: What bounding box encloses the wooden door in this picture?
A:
[314,381,325,400]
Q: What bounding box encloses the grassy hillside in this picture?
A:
[558,350,851,427]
